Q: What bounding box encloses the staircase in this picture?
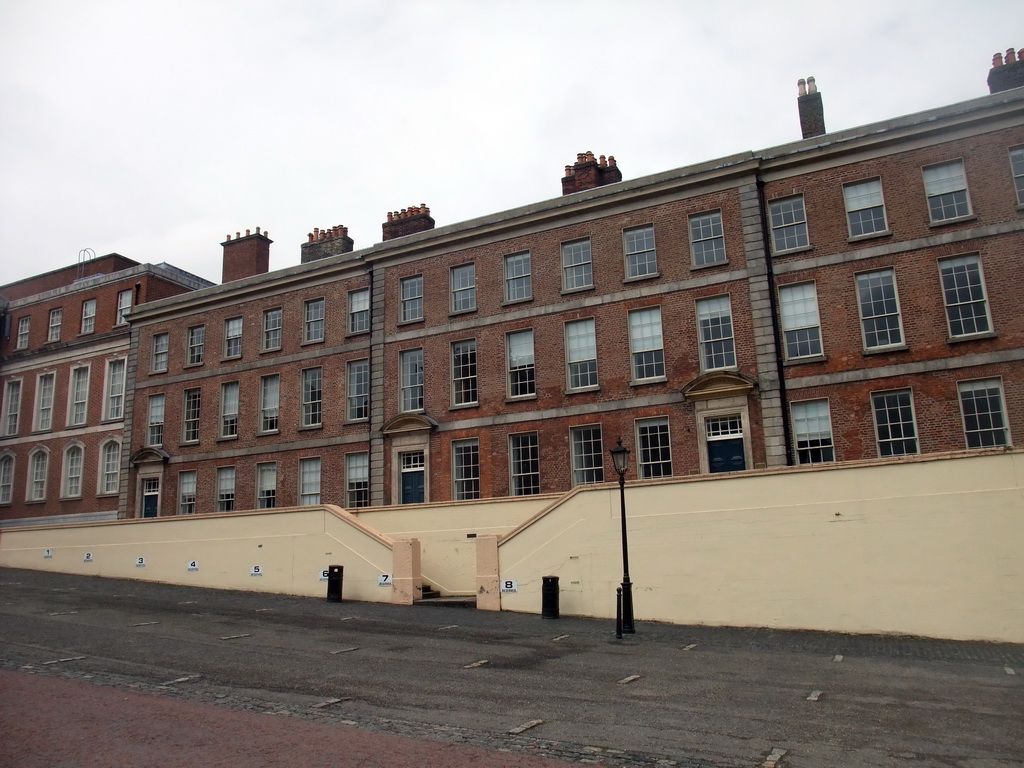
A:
[413,584,476,608]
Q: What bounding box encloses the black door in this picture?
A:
[708,438,746,473]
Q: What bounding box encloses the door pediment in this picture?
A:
[382,413,438,436]
[130,447,171,466]
[682,371,757,402]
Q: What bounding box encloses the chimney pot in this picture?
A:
[1007,48,1018,64]
[797,78,807,96]
[236,232,241,239]
[993,52,1004,67]
[807,76,817,94]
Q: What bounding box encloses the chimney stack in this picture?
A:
[797,77,826,139]
[382,204,435,241]
[988,47,1024,94]
[561,151,622,195]
[221,228,272,283]
[301,224,355,263]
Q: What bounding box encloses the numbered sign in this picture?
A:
[43,549,53,559]
[83,552,94,563]
[250,565,263,577]
[378,574,393,587]
[187,561,199,572]
[319,569,330,582]
[135,557,146,568]
[501,579,518,594]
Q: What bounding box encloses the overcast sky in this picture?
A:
[0,1,1019,286]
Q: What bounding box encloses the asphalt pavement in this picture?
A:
[1,567,1021,767]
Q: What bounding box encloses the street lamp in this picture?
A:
[609,439,635,634]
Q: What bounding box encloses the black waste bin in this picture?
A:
[327,565,344,602]
[541,575,559,619]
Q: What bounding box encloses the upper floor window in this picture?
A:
[856,269,903,350]
[872,389,918,457]
[452,438,481,501]
[843,178,888,237]
[304,299,325,343]
[34,373,55,432]
[779,282,822,359]
[958,378,1009,448]
[769,195,809,252]
[263,308,283,350]
[62,444,83,498]
[923,160,971,223]
[0,454,13,504]
[696,297,736,371]
[629,307,665,381]
[100,440,121,495]
[570,425,605,486]
[400,276,424,322]
[2,380,21,436]
[565,318,598,391]
[257,462,277,509]
[400,349,424,412]
[187,326,205,366]
[260,374,280,433]
[450,264,476,313]
[624,225,657,279]
[506,330,536,398]
[27,449,48,501]
[939,254,991,338]
[504,252,532,302]
[689,211,726,266]
[636,417,672,479]
[562,239,593,291]
[791,399,835,464]
[179,471,197,515]
[80,299,96,334]
[300,457,322,505]
[349,289,370,333]
[48,308,63,342]
[104,359,126,420]
[182,388,201,443]
[451,339,478,407]
[16,317,29,350]
[217,466,235,512]
[115,289,132,325]
[509,432,540,496]
[1010,146,1024,205]
[151,333,169,373]
[68,366,89,426]
[220,382,240,438]
[147,394,165,446]
[301,367,323,427]
[346,359,369,421]
[224,317,243,358]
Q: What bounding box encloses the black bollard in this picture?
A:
[615,586,623,639]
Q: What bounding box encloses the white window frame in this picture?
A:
[224,317,243,358]
[400,275,424,323]
[103,358,126,421]
[16,316,29,350]
[147,394,166,447]
[624,225,657,279]
[923,159,972,223]
[2,379,22,436]
[260,374,280,433]
[565,318,598,391]
[68,365,90,426]
[186,325,205,366]
[1010,145,1024,206]
[635,416,672,479]
[263,308,283,350]
[216,466,235,512]
[304,298,325,343]
[33,372,55,432]
[399,349,424,412]
[346,359,369,421]
[561,239,593,291]
[48,308,63,342]
[345,452,369,508]
[62,443,84,498]
[257,462,277,509]
[938,254,992,339]
[348,289,370,333]
[509,432,540,496]
[791,399,835,464]
[27,447,49,502]
[80,299,96,334]
[769,195,809,252]
[452,438,480,501]
[958,378,1010,449]
[115,289,132,325]
[450,264,477,313]
[856,268,904,351]
[843,178,888,238]
[689,210,727,266]
[629,306,666,382]
[779,282,822,360]
[300,457,322,505]
[451,339,478,407]
[871,388,919,457]
[151,333,169,373]
[570,424,605,486]
[182,388,201,443]
[99,439,121,495]
[0,453,14,505]
[504,252,532,302]
[179,470,197,515]
[301,367,323,428]
[506,329,536,398]
[220,381,240,438]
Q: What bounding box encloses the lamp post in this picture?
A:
[609,439,635,634]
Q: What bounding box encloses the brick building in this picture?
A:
[8,50,1021,523]
[0,254,211,525]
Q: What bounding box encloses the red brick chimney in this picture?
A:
[221,228,271,283]
[988,47,1024,94]
[301,224,354,264]
[797,77,826,139]
[382,205,434,241]
[561,151,622,195]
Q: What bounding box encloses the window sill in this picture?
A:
[629,376,668,387]
[216,435,239,443]
[399,409,426,415]
[448,308,478,319]
[151,368,168,375]
[1016,203,1024,212]
[847,230,892,243]
[24,499,46,505]
[504,395,538,404]
[100,418,123,425]
[298,424,323,432]
[59,496,83,503]
[261,347,282,355]
[300,339,325,347]
[928,214,977,228]
[560,285,594,297]
[30,429,52,436]
[398,318,425,327]
[948,331,998,344]
[95,492,118,499]
[700,366,740,375]
[501,297,533,308]
[566,385,601,395]
[345,331,370,339]
[772,244,813,257]
[179,440,200,447]
[691,259,729,271]
[623,271,660,284]
[450,402,479,411]
[784,354,827,366]
[863,344,908,356]
[183,362,204,369]
[221,355,242,363]
[343,418,369,426]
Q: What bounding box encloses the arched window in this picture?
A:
[99,440,121,496]
[27,448,49,502]
[0,453,14,505]
[63,443,84,498]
